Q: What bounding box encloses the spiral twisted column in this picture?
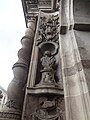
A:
[0,17,36,120]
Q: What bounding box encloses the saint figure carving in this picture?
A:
[41,51,56,71]
[38,51,57,86]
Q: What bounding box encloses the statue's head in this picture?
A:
[44,51,51,56]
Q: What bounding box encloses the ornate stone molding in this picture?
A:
[21,0,59,26]
[26,11,63,95]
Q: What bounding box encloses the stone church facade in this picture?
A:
[0,0,90,120]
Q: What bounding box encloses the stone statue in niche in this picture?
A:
[36,14,59,46]
[35,12,61,88]
[41,51,56,71]
[37,50,58,87]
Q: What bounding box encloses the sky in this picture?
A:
[0,0,26,90]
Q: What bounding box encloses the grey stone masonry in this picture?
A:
[0,17,36,120]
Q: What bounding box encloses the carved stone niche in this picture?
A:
[37,41,58,85]
[23,94,65,120]
[28,40,63,95]
[28,11,63,94]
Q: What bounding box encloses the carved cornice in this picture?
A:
[21,0,59,26]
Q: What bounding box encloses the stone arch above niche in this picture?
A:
[39,41,59,56]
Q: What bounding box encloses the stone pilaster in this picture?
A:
[69,0,74,30]
[60,0,70,34]
[60,30,90,120]
[59,0,90,119]
[60,0,74,34]
[0,17,36,120]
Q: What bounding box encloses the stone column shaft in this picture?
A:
[7,17,36,110]
[60,29,90,120]
[69,0,74,29]
[0,17,36,120]
[60,0,74,34]
[60,0,69,34]
[61,0,69,26]
[59,1,90,119]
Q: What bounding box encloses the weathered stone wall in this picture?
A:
[74,0,90,24]
[75,31,90,94]
[74,0,90,95]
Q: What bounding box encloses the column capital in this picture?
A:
[27,16,37,27]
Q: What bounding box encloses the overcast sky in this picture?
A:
[0,0,26,90]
